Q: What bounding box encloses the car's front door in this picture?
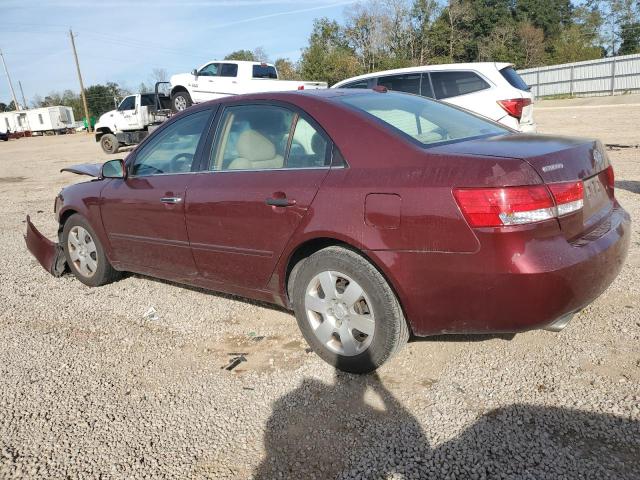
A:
[113,95,139,131]
[101,109,213,276]
[185,103,332,289]
[193,62,220,103]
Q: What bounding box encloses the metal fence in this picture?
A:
[518,53,640,98]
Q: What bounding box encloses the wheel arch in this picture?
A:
[94,127,113,142]
[282,236,413,335]
[170,85,189,97]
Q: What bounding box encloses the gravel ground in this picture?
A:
[0,99,639,479]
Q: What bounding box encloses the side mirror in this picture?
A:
[101,159,126,179]
[191,68,199,78]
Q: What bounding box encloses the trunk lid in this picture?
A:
[432,134,614,239]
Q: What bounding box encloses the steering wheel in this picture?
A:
[169,153,194,173]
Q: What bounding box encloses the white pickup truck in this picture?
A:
[94,91,171,154]
[169,60,327,111]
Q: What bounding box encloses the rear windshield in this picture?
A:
[339,92,507,146]
[500,67,530,91]
[253,64,278,79]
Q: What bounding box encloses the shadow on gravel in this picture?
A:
[616,180,640,194]
[254,369,640,479]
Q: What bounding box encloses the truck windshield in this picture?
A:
[339,91,508,146]
[253,65,278,79]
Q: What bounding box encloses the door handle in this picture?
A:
[266,197,296,207]
[160,197,182,204]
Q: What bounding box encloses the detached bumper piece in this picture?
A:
[24,215,66,277]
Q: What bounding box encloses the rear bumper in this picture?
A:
[371,205,631,336]
[518,122,537,133]
[24,216,66,277]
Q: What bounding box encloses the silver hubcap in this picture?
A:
[67,226,98,278]
[305,271,375,356]
[174,96,187,111]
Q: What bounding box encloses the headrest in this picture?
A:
[236,129,276,162]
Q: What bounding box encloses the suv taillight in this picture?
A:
[497,98,531,120]
[453,181,584,228]
[605,165,615,191]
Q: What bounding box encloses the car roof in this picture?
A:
[332,62,513,87]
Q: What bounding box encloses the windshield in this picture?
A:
[339,91,508,146]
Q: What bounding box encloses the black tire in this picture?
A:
[100,133,119,154]
[62,214,121,287]
[291,246,409,374]
[171,91,192,112]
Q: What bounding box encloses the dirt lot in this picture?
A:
[1,97,639,479]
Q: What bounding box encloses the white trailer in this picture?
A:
[26,106,75,134]
[0,111,29,133]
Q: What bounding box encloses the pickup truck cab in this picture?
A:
[169,60,327,111]
[94,92,170,154]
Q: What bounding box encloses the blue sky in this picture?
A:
[0,0,352,106]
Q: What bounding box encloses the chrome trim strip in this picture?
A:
[109,233,190,248]
[190,242,273,257]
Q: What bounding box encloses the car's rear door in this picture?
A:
[185,102,332,289]
[100,109,213,276]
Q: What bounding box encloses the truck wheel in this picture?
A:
[172,91,192,112]
[100,133,119,154]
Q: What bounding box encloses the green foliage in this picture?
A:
[619,22,640,53]
[224,49,256,61]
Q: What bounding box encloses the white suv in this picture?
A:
[332,62,536,132]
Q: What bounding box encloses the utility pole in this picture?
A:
[18,81,27,110]
[69,29,91,132]
[0,49,20,111]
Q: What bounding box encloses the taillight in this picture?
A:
[453,186,555,227]
[454,181,585,228]
[297,85,305,90]
[605,165,615,191]
[548,181,583,216]
[497,98,531,120]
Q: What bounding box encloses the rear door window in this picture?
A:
[430,71,490,99]
[500,67,530,91]
[376,73,421,95]
[220,63,238,77]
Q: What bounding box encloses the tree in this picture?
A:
[299,18,361,85]
[224,49,256,61]
[410,0,439,64]
[274,58,300,80]
[515,0,573,38]
[551,24,603,63]
[517,21,547,67]
[619,21,640,53]
[0,102,8,112]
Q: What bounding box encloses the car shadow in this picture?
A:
[616,180,640,194]
[253,361,639,479]
[132,274,291,314]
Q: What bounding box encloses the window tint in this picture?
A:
[118,96,135,111]
[342,80,369,89]
[210,105,294,171]
[252,64,278,79]
[288,117,329,168]
[340,92,507,146]
[376,73,421,95]
[420,74,434,98]
[131,110,210,176]
[500,67,530,91]
[220,63,238,77]
[430,71,489,99]
[199,63,219,76]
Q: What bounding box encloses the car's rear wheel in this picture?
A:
[292,246,409,373]
[171,91,192,112]
[100,133,119,154]
[62,214,121,287]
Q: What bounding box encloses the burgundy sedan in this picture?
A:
[26,89,630,373]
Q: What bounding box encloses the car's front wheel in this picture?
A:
[62,214,121,287]
[171,91,192,112]
[292,246,409,373]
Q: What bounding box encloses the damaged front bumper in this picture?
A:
[24,215,66,277]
